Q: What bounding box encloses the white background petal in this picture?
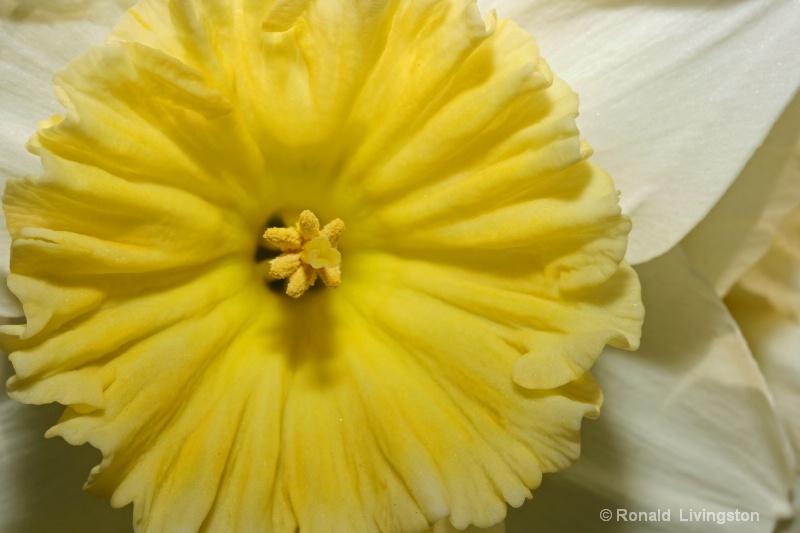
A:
[728,289,800,471]
[0,1,131,177]
[683,90,800,297]
[780,477,800,533]
[506,246,794,532]
[478,0,800,264]
[726,202,800,532]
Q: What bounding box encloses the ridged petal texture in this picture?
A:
[0,1,643,532]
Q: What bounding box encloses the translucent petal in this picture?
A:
[505,247,794,532]
[785,478,800,533]
[731,202,800,322]
[725,202,800,502]
[478,0,800,264]
[683,91,800,296]
[726,287,800,473]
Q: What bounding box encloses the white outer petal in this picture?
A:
[505,246,794,533]
[728,288,800,473]
[478,0,800,264]
[725,202,800,528]
[786,477,800,533]
[726,301,800,533]
[0,2,131,177]
[734,201,800,322]
[0,2,130,318]
[683,90,800,297]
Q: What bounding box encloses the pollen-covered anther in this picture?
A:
[263,210,345,297]
[263,227,302,251]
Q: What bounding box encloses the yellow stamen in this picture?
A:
[263,210,345,297]
[320,218,345,247]
[263,227,302,251]
[297,210,321,241]
[319,266,341,288]
[269,253,302,279]
[287,263,317,298]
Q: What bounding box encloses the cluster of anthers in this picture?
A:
[262,210,345,298]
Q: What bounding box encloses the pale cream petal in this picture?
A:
[780,476,800,533]
[733,203,800,322]
[1,0,134,19]
[725,201,800,527]
[478,0,800,264]
[726,287,800,474]
[505,247,794,532]
[683,91,800,296]
[0,2,130,178]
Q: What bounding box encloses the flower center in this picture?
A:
[261,210,345,298]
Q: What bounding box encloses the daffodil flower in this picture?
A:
[1,1,645,531]
[1,2,799,533]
